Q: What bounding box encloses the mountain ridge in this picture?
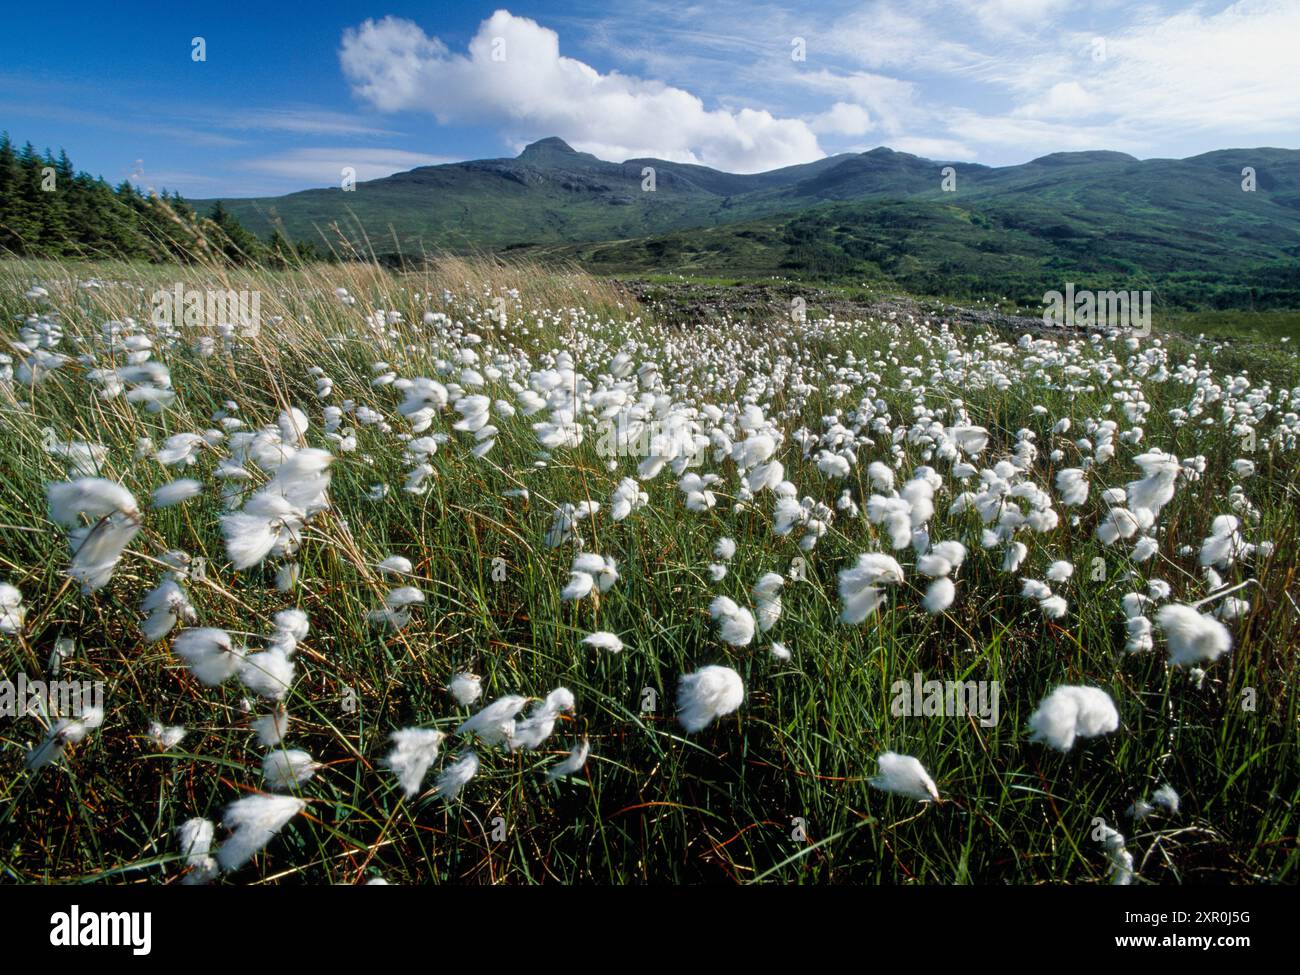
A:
[197,138,1300,308]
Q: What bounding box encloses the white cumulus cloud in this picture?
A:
[339,10,825,173]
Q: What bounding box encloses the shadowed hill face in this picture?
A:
[198,141,1300,294]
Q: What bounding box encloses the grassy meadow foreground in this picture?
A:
[0,256,1297,885]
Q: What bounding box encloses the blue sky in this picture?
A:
[2,0,1297,198]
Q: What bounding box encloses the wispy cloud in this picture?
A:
[215,108,405,138]
[0,101,244,148]
[238,147,457,187]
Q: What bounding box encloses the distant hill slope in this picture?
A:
[199,140,1300,306]
[202,138,860,251]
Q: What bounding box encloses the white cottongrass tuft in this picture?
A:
[546,738,591,779]
[1151,783,1181,815]
[1045,560,1074,583]
[582,630,624,652]
[377,554,413,576]
[751,572,784,632]
[46,477,139,526]
[456,694,529,746]
[447,672,482,706]
[173,627,244,686]
[1096,821,1134,885]
[147,721,186,751]
[251,708,289,747]
[1156,604,1233,667]
[770,641,792,661]
[140,576,197,642]
[838,553,903,624]
[923,577,956,614]
[869,751,939,802]
[152,478,204,508]
[176,817,218,885]
[215,793,307,872]
[510,687,576,751]
[708,595,756,646]
[262,748,320,790]
[677,664,744,732]
[0,582,26,634]
[367,585,425,628]
[1051,466,1086,505]
[25,706,105,770]
[383,728,447,798]
[239,647,295,701]
[432,751,480,802]
[1039,594,1069,619]
[1027,685,1120,751]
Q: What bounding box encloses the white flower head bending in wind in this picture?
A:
[368,585,425,628]
[677,664,744,732]
[1126,450,1180,519]
[582,630,624,652]
[377,554,414,577]
[1199,515,1246,569]
[869,752,939,802]
[239,644,296,701]
[25,705,105,770]
[152,478,203,509]
[510,687,576,751]
[251,707,290,747]
[1028,685,1120,751]
[384,728,447,798]
[220,447,334,571]
[456,694,529,746]
[945,425,989,457]
[47,477,138,526]
[838,553,904,624]
[1097,507,1153,546]
[546,738,591,780]
[215,793,307,873]
[751,572,784,633]
[1095,822,1134,885]
[923,577,955,614]
[917,540,966,579]
[176,817,218,885]
[147,721,186,751]
[173,627,245,686]
[46,477,143,591]
[609,477,648,521]
[262,748,320,790]
[139,574,197,642]
[432,751,480,803]
[1055,468,1089,507]
[396,376,448,432]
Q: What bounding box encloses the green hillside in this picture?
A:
[198,140,1300,308]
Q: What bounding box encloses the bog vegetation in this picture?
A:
[0,249,1297,884]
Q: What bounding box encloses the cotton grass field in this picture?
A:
[1,254,1297,885]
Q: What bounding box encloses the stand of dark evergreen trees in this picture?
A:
[0,133,321,267]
